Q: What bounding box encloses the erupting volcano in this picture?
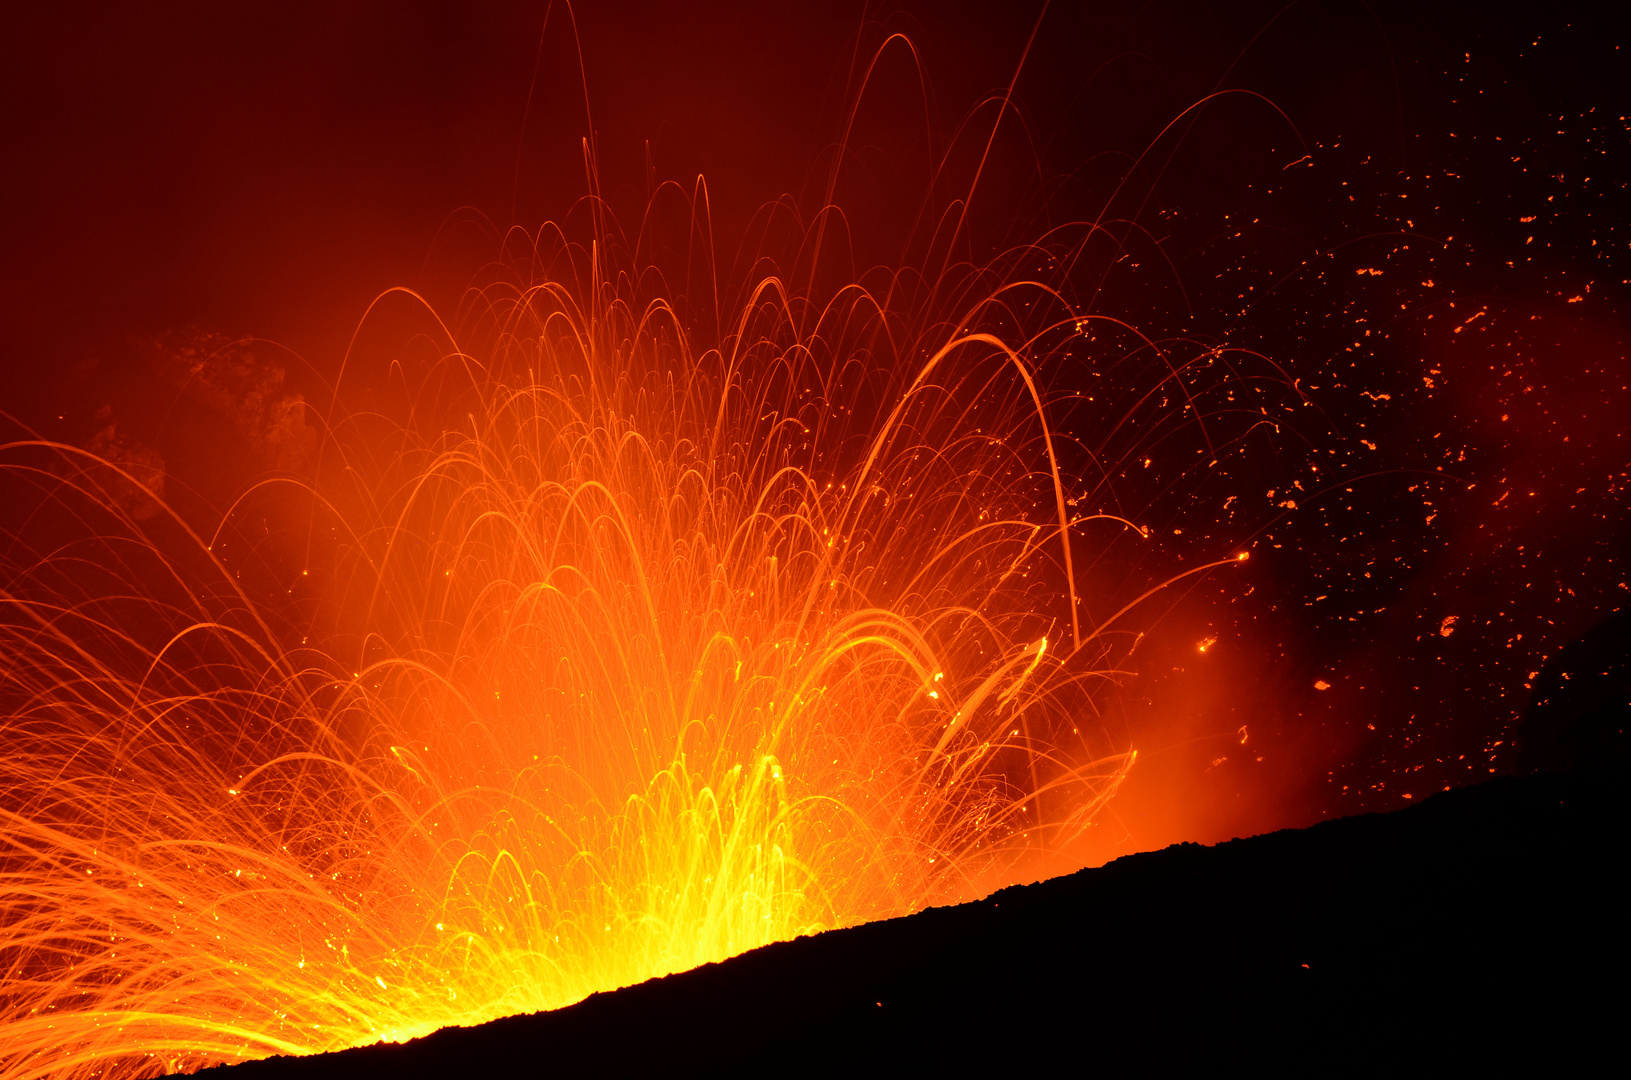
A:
[1,3,1624,1076]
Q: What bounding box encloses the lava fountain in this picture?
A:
[0,175,1261,1074]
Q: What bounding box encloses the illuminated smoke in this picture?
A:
[0,194,1243,1075]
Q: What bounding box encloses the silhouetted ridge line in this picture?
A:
[206,771,1621,1076]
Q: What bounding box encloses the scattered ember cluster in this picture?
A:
[1194,13,1630,817]
[993,4,1629,845]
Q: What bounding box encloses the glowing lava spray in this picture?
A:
[0,177,1263,1074]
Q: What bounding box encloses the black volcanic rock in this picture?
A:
[1517,609,1631,774]
[205,772,1623,1077]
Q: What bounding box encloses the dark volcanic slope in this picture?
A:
[207,772,1622,1077]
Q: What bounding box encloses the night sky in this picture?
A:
[2,1,1625,861]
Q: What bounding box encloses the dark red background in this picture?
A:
[2,1,1625,862]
